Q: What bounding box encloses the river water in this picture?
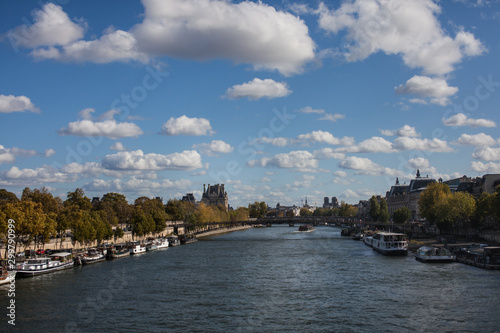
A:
[2,226,500,332]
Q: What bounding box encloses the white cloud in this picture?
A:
[248,150,318,171]
[442,113,497,127]
[0,95,40,113]
[44,149,56,157]
[454,133,497,147]
[251,137,290,147]
[6,3,85,48]
[84,177,191,193]
[335,137,395,153]
[101,149,202,171]
[470,161,500,173]
[110,142,126,151]
[339,156,403,176]
[317,0,485,75]
[193,140,234,156]
[296,130,352,146]
[58,119,143,139]
[161,115,214,136]
[0,165,77,186]
[333,170,348,178]
[0,145,37,164]
[381,125,420,137]
[298,106,324,114]
[472,147,500,161]
[395,75,458,106]
[313,148,345,160]
[133,0,315,75]
[224,78,292,100]
[392,137,453,152]
[319,113,345,122]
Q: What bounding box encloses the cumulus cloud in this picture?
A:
[0,145,37,164]
[313,148,345,160]
[110,142,126,151]
[133,0,315,75]
[250,137,290,147]
[392,137,453,152]
[335,137,395,153]
[161,115,214,136]
[297,107,345,122]
[454,133,497,147]
[317,0,485,75]
[442,113,497,127]
[0,165,78,186]
[381,125,420,137]
[470,161,500,173]
[101,149,202,171]
[395,75,458,106]
[248,150,318,172]
[5,3,85,49]
[472,147,500,161]
[296,130,353,146]
[192,140,234,156]
[59,119,143,139]
[297,107,325,114]
[0,95,40,113]
[224,78,292,100]
[339,156,403,176]
[85,177,191,193]
[44,148,56,157]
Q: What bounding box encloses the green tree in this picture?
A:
[0,189,19,205]
[379,199,389,223]
[249,201,267,218]
[300,207,312,216]
[369,195,380,220]
[114,226,124,242]
[393,207,412,224]
[418,182,451,223]
[65,188,92,211]
[339,201,358,217]
[447,191,476,235]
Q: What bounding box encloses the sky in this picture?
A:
[0,0,499,208]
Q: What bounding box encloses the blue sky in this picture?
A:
[0,0,499,208]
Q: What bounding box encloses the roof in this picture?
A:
[49,252,72,257]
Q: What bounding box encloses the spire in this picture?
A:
[416,169,421,178]
[395,177,399,185]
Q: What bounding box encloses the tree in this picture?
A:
[249,201,267,218]
[65,188,92,211]
[300,207,312,216]
[339,201,358,217]
[447,192,476,235]
[418,182,451,223]
[393,207,412,224]
[369,195,380,220]
[2,201,47,252]
[379,199,389,223]
[0,189,19,205]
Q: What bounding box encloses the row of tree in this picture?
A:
[418,182,500,234]
[0,187,250,255]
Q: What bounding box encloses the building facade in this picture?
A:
[201,184,229,211]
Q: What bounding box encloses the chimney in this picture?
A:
[204,184,206,193]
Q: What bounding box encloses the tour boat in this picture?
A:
[130,244,146,254]
[298,224,315,232]
[371,232,408,256]
[415,246,455,263]
[364,235,373,247]
[81,249,106,264]
[155,238,169,249]
[0,269,16,285]
[16,252,74,277]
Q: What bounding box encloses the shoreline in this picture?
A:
[196,225,252,238]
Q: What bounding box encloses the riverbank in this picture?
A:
[196,225,252,238]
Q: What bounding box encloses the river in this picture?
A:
[2,226,500,332]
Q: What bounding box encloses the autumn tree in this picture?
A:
[393,207,412,224]
[249,201,267,218]
[379,199,390,223]
[369,195,380,220]
[339,201,358,217]
[418,182,451,223]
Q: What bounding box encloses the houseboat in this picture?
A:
[298,224,315,232]
[167,236,181,247]
[81,249,106,264]
[179,234,198,245]
[456,246,500,269]
[130,243,146,254]
[415,246,455,263]
[0,269,16,285]
[155,238,169,249]
[371,232,408,256]
[146,243,158,251]
[364,235,373,247]
[16,252,74,277]
[106,245,130,259]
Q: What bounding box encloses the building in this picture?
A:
[386,170,435,220]
[323,196,339,209]
[275,203,300,216]
[181,193,196,204]
[201,184,229,211]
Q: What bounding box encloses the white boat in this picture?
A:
[415,246,455,263]
[298,224,315,232]
[81,249,106,264]
[16,253,74,277]
[364,235,373,247]
[371,232,408,256]
[155,238,169,249]
[0,269,16,285]
[167,236,181,247]
[130,244,146,254]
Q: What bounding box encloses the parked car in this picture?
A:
[44,249,52,255]
[36,249,45,255]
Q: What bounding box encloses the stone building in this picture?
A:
[181,193,196,204]
[323,196,339,209]
[201,184,229,211]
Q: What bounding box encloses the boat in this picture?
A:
[81,249,106,264]
[415,246,455,263]
[0,269,16,285]
[364,235,373,247]
[130,243,146,254]
[371,232,408,256]
[179,234,198,245]
[106,245,130,259]
[167,236,180,247]
[155,238,169,249]
[352,233,364,241]
[298,224,315,232]
[146,243,158,251]
[455,246,500,269]
[16,252,74,277]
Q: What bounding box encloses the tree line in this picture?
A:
[0,187,249,256]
